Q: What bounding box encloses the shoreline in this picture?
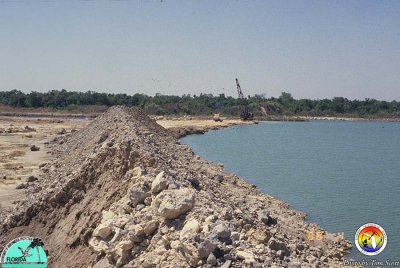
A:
[1,108,399,122]
[157,118,258,138]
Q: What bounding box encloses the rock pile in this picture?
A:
[0,125,36,133]
[0,107,350,267]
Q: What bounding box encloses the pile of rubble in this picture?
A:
[0,107,350,267]
[0,125,36,133]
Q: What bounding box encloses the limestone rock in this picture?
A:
[102,210,117,225]
[207,253,217,265]
[204,215,216,223]
[113,215,131,228]
[93,258,113,268]
[170,240,181,249]
[180,219,200,240]
[110,240,133,267]
[180,242,200,266]
[259,210,277,226]
[93,224,112,239]
[151,188,195,219]
[129,185,151,207]
[236,250,255,264]
[231,231,240,241]
[198,239,217,259]
[247,229,270,244]
[143,220,159,236]
[57,128,67,135]
[151,171,168,194]
[268,238,290,257]
[213,222,231,239]
[89,237,109,254]
[220,260,232,268]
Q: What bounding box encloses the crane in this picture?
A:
[235,78,253,120]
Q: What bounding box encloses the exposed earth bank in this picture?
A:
[0,107,350,267]
[156,117,257,138]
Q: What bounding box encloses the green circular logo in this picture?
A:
[1,236,47,268]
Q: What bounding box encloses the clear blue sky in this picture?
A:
[0,0,399,100]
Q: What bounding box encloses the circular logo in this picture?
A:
[355,223,387,256]
[0,236,47,268]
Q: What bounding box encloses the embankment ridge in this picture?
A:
[0,107,350,267]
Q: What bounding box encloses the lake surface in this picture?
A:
[181,121,400,265]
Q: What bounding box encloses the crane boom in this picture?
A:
[235,78,253,120]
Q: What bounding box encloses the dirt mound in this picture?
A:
[0,107,350,267]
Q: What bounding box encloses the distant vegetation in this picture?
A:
[1,89,400,117]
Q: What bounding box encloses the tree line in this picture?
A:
[1,89,399,117]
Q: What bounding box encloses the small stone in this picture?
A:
[267,238,290,257]
[129,186,151,207]
[167,182,178,190]
[259,210,277,225]
[188,177,200,190]
[92,258,111,268]
[144,196,152,206]
[236,250,255,264]
[180,219,200,240]
[220,260,232,268]
[247,229,270,244]
[113,215,131,228]
[205,215,216,223]
[198,239,217,259]
[136,204,145,211]
[26,176,38,182]
[30,145,40,151]
[206,253,217,265]
[231,231,240,241]
[221,208,233,220]
[143,220,159,236]
[127,224,145,236]
[289,261,301,268]
[170,240,181,249]
[296,244,305,251]
[93,224,112,239]
[16,183,26,189]
[112,240,133,267]
[89,237,108,254]
[57,128,67,135]
[151,171,168,194]
[24,125,35,132]
[214,223,231,239]
[101,210,116,225]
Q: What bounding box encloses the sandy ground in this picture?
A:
[0,116,90,207]
[157,118,252,129]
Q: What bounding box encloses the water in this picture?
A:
[181,121,400,265]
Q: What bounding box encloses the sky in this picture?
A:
[0,0,399,100]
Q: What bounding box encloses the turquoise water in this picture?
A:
[181,121,400,264]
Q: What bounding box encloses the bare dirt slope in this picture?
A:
[0,107,350,268]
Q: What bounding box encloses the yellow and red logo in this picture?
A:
[355,223,387,256]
